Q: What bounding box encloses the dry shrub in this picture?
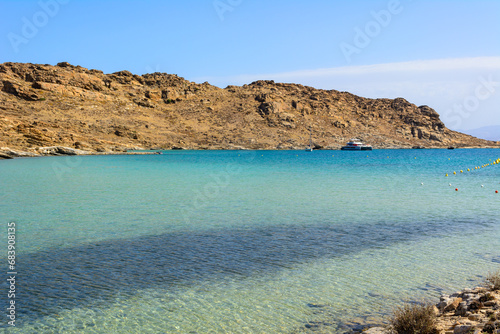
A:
[388,303,438,334]
[485,271,500,291]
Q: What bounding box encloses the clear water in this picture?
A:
[0,149,499,333]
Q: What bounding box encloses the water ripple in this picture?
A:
[3,216,495,328]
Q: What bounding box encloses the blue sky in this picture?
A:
[1,0,499,133]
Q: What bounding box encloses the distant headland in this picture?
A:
[1,62,498,158]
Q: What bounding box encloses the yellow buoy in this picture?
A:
[453,171,457,175]
[445,174,448,177]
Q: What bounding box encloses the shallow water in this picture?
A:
[0,149,499,333]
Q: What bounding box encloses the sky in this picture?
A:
[1,0,499,135]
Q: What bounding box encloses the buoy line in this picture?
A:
[446,158,500,177]
[445,158,500,194]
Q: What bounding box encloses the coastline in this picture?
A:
[0,146,163,159]
[2,145,500,160]
[349,281,500,334]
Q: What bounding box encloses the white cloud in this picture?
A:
[192,57,500,131]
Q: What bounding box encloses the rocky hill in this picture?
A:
[1,62,498,156]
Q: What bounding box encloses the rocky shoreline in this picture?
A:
[356,284,500,334]
[3,145,500,160]
[0,145,161,159]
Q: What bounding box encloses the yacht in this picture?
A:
[341,138,373,151]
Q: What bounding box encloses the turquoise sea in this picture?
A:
[1,149,500,333]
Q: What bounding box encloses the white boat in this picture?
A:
[341,138,373,151]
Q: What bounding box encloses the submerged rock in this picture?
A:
[363,327,388,334]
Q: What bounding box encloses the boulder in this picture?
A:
[439,297,462,313]
[454,325,473,334]
[0,152,13,159]
[429,134,443,142]
[455,301,469,316]
[133,98,155,108]
[145,90,161,101]
[0,148,39,157]
[258,101,282,116]
[38,146,88,156]
[162,88,180,101]
[2,80,39,101]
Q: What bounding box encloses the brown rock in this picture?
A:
[258,101,282,116]
[444,298,463,313]
[2,80,39,101]
[0,152,13,159]
[145,90,161,101]
[454,325,473,334]
[455,301,469,316]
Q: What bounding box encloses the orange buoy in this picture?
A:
[455,188,458,191]
[496,190,499,194]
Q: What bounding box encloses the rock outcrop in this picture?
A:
[349,286,500,334]
[434,287,500,334]
[1,62,498,155]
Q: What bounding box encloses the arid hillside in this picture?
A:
[1,62,498,157]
